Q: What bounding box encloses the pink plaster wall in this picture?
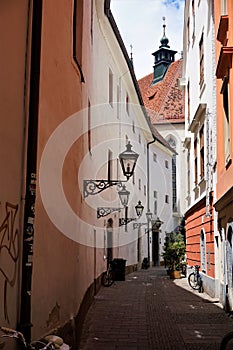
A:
[0,0,29,327]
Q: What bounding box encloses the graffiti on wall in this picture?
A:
[0,202,19,323]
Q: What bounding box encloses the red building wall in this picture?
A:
[185,194,215,278]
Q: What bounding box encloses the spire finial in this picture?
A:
[162,16,166,36]
[160,16,170,48]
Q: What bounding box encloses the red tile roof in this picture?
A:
[138,59,185,124]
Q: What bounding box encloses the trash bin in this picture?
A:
[110,258,126,281]
[141,257,149,269]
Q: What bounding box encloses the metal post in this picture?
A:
[125,206,128,232]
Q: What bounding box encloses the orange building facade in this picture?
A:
[214,1,233,310]
[185,194,215,279]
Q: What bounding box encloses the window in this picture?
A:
[199,34,204,87]
[108,150,113,182]
[126,93,129,115]
[200,230,206,273]
[192,0,195,43]
[194,138,198,185]
[167,137,176,149]
[165,195,169,204]
[117,85,120,119]
[138,133,141,144]
[144,185,146,196]
[221,0,228,15]
[187,151,191,206]
[187,17,190,48]
[187,151,191,195]
[166,136,177,212]
[88,100,91,153]
[132,120,135,133]
[73,0,85,82]
[153,153,157,162]
[117,159,120,179]
[138,178,141,190]
[200,126,205,179]
[154,191,157,216]
[187,81,190,124]
[222,78,230,163]
[109,69,113,107]
[91,0,93,43]
[172,155,177,211]
[165,160,169,169]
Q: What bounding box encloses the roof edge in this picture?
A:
[104,0,175,153]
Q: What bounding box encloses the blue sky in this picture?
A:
[111,0,185,79]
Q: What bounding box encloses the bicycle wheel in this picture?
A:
[101,271,113,287]
[220,331,233,350]
[188,272,199,290]
[31,340,50,349]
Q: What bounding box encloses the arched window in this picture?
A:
[107,219,113,262]
[200,230,206,273]
[166,136,177,212]
[227,225,233,288]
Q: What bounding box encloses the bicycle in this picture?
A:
[188,265,203,293]
[101,257,114,287]
[220,331,233,349]
[0,326,70,349]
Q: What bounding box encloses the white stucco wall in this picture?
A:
[183,0,216,208]
[80,0,174,266]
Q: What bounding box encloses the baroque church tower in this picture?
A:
[138,18,185,233]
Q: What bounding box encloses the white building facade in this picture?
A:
[81,0,175,268]
[182,0,218,296]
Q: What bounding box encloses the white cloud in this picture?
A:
[111,0,184,79]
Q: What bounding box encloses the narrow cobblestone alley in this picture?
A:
[79,267,233,350]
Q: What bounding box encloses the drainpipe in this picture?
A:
[18,0,32,326]
[19,0,43,342]
[147,136,157,264]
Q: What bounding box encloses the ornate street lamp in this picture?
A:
[119,191,144,231]
[96,186,143,222]
[119,141,139,180]
[83,141,139,198]
[118,185,130,207]
[152,217,164,230]
[135,201,144,217]
[133,201,147,230]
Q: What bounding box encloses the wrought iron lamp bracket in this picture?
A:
[83,179,126,198]
[97,207,123,219]
[119,217,136,226]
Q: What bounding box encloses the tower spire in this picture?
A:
[163,16,166,36]
[151,17,177,85]
[160,16,170,48]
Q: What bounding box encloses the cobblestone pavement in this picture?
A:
[78,267,233,349]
